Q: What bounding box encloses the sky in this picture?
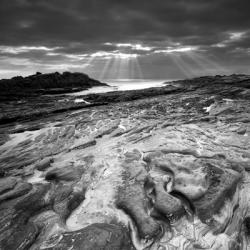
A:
[0,0,250,80]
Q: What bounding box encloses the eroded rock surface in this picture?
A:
[0,74,250,249]
[40,223,135,250]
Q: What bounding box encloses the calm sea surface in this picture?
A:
[69,79,174,96]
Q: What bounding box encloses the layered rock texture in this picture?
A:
[0,74,250,249]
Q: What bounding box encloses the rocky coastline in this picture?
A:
[0,71,108,101]
[0,74,250,249]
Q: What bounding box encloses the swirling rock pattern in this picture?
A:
[0,74,249,249]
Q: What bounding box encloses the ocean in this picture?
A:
[69,79,173,96]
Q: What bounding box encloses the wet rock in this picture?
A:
[41,223,135,250]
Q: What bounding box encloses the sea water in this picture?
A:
[69,79,174,96]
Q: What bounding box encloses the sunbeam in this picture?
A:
[98,57,114,80]
[134,57,144,79]
[187,52,228,75]
[168,53,196,78]
[87,51,143,80]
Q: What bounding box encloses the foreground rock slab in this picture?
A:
[0,74,249,249]
[40,223,135,250]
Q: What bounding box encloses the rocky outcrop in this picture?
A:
[0,71,107,101]
[0,74,249,249]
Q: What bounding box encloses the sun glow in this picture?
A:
[154,46,198,54]
[90,51,138,59]
[17,42,227,80]
[104,42,153,51]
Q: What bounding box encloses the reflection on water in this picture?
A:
[69,79,173,96]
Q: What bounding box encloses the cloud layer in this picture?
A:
[0,0,250,79]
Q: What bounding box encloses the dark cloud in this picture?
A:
[0,0,249,79]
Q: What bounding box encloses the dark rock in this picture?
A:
[45,166,84,182]
[245,217,250,235]
[0,221,39,250]
[0,72,107,100]
[0,184,51,250]
[0,169,5,178]
[68,140,96,151]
